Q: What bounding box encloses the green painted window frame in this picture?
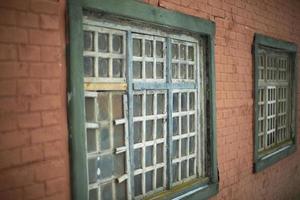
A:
[253,33,298,172]
[67,0,218,199]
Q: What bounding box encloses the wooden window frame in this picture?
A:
[67,0,218,199]
[253,33,298,172]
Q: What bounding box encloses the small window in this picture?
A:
[68,1,218,200]
[253,34,297,172]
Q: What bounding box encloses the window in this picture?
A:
[68,1,218,200]
[253,34,297,172]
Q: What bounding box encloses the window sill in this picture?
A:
[145,178,218,200]
[254,143,296,172]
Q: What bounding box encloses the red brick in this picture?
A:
[0,188,23,200]
[29,29,60,46]
[43,193,67,200]
[0,44,17,60]
[24,183,45,200]
[40,14,59,30]
[30,125,63,144]
[0,131,29,150]
[46,177,66,195]
[0,8,16,25]
[0,0,29,11]
[0,149,21,170]
[17,79,40,95]
[30,95,61,111]
[44,141,63,159]
[41,79,60,94]
[18,112,41,128]
[18,45,40,61]
[0,62,29,78]
[0,26,28,44]
[16,11,39,28]
[30,63,62,78]
[42,110,60,126]
[35,160,66,181]
[30,0,60,15]
[21,145,43,163]
[40,46,61,62]
[0,113,17,132]
[0,80,16,96]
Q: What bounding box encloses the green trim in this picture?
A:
[255,33,297,52]
[82,0,215,36]
[253,33,298,173]
[68,0,218,199]
[67,0,88,200]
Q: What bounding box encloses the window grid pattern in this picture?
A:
[85,91,128,200]
[83,25,126,82]
[172,90,197,185]
[257,49,291,153]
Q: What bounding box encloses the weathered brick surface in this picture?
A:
[144,0,300,199]
[0,0,69,199]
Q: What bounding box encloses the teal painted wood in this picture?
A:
[82,0,215,36]
[67,0,88,200]
[127,31,135,199]
[253,33,298,173]
[255,33,297,52]
[166,37,173,189]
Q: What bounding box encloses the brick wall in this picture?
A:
[0,0,69,200]
[144,0,300,199]
[0,0,299,200]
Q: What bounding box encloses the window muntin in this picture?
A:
[256,48,292,155]
[82,18,207,200]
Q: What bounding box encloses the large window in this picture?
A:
[68,1,218,199]
[253,34,297,172]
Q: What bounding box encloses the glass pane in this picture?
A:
[172,63,179,79]
[113,34,123,53]
[172,44,178,59]
[156,41,163,58]
[145,40,153,57]
[114,153,126,176]
[134,148,142,170]
[116,181,127,200]
[188,46,194,61]
[181,138,187,156]
[180,64,187,79]
[113,59,123,78]
[89,188,98,200]
[87,129,97,153]
[134,121,143,144]
[84,57,94,77]
[146,62,154,79]
[173,93,179,112]
[85,97,95,122]
[133,61,142,79]
[99,154,113,179]
[172,140,179,158]
[84,31,94,51]
[172,163,179,183]
[181,93,187,111]
[157,93,164,114]
[189,158,195,176]
[189,136,195,154]
[146,120,153,141]
[145,146,153,167]
[133,38,142,57]
[156,168,163,188]
[101,183,113,200]
[133,94,142,116]
[181,116,187,134]
[181,160,187,179]
[114,124,125,148]
[134,174,142,196]
[156,119,164,139]
[88,157,97,184]
[180,44,186,60]
[173,117,179,136]
[146,94,153,115]
[98,58,109,77]
[112,93,123,119]
[156,62,164,79]
[189,93,195,110]
[98,93,110,121]
[146,171,153,192]
[188,65,194,79]
[100,126,110,151]
[98,33,109,52]
[189,114,195,132]
[156,143,163,163]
